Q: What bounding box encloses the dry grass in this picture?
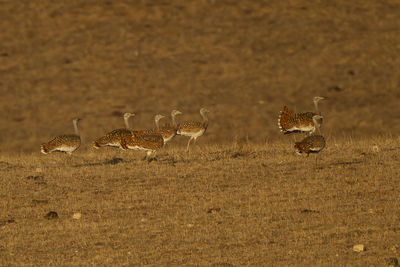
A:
[1,137,400,266]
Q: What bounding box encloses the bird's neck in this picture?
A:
[313,118,321,135]
[73,121,80,136]
[171,114,178,128]
[155,118,161,131]
[314,100,321,115]
[124,116,131,129]
[200,111,208,124]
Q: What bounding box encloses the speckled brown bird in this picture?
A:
[141,114,166,136]
[93,113,134,149]
[121,131,164,161]
[177,108,210,151]
[294,115,325,156]
[278,96,325,135]
[40,118,81,155]
[159,110,182,144]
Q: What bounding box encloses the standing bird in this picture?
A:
[294,115,325,168]
[118,114,166,161]
[177,108,210,151]
[278,96,326,135]
[159,110,182,144]
[142,114,166,135]
[41,118,82,155]
[93,112,134,149]
[121,131,164,162]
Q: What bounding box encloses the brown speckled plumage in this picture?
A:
[294,135,325,156]
[93,113,134,149]
[121,131,164,161]
[177,108,210,151]
[294,115,325,156]
[93,128,132,149]
[158,110,182,144]
[278,97,325,135]
[41,118,81,155]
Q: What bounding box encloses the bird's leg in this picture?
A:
[147,151,157,163]
[186,137,193,151]
[315,154,320,170]
[142,151,151,161]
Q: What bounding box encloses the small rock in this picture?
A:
[186,224,194,228]
[207,208,221,214]
[44,211,58,220]
[72,212,81,220]
[353,244,365,252]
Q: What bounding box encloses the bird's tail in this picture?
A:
[294,142,302,155]
[93,136,108,149]
[40,143,49,154]
[278,106,295,133]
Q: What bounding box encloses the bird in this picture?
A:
[177,108,210,151]
[141,114,166,136]
[278,96,326,135]
[93,112,134,149]
[114,114,166,161]
[294,115,325,158]
[121,131,164,162]
[40,118,82,155]
[158,110,182,144]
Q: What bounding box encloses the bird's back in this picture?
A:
[177,121,207,135]
[123,132,164,151]
[41,134,81,154]
[294,135,325,155]
[278,106,317,134]
[93,128,131,148]
[159,125,176,142]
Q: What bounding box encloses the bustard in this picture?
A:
[41,118,82,155]
[294,115,326,167]
[121,131,164,162]
[159,110,182,144]
[117,114,166,161]
[177,108,210,151]
[93,112,134,149]
[142,114,166,135]
[278,96,326,135]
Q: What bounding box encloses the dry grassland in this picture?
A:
[1,0,400,266]
[1,137,400,266]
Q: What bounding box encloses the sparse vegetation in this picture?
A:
[1,138,400,265]
[0,0,399,265]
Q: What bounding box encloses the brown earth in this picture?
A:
[1,0,400,266]
[1,139,400,266]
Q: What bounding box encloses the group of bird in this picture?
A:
[40,108,210,161]
[40,96,326,163]
[278,96,326,161]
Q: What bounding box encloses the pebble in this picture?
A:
[72,212,82,220]
[353,244,365,252]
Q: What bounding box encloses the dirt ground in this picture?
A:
[1,139,400,266]
[1,0,400,266]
